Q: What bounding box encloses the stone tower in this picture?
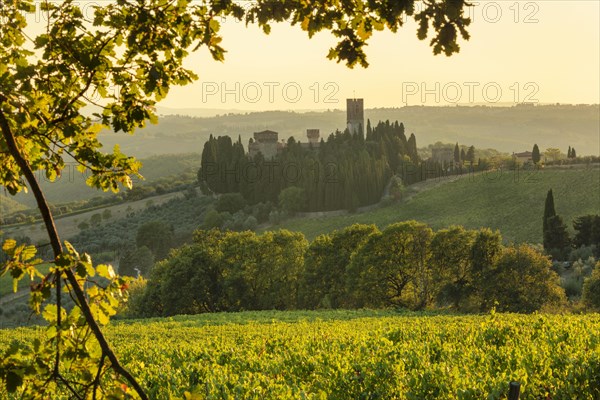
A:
[306,129,320,144]
[248,130,279,159]
[346,98,364,136]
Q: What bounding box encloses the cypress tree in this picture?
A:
[542,189,570,258]
[571,147,576,158]
[532,144,540,164]
[454,143,460,163]
[573,215,595,248]
[407,133,418,162]
[543,189,556,233]
[544,215,571,258]
[466,145,475,164]
[398,122,407,143]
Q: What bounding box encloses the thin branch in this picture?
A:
[0,98,62,256]
[92,354,106,400]
[53,269,62,377]
[57,373,84,400]
[0,95,148,400]
[49,35,116,126]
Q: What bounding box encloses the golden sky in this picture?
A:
[164,0,600,110]
[25,1,600,110]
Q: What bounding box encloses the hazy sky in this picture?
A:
[162,0,600,110]
[25,1,600,110]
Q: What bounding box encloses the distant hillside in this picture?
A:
[100,104,600,158]
[268,166,600,243]
[3,105,596,212]
[0,195,27,218]
[6,153,199,210]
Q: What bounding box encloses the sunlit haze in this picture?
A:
[160,0,600,110]
[22,0,600,111]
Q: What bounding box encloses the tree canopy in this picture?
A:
[0,0,473,397]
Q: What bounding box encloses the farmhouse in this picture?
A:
[512,151,533,164]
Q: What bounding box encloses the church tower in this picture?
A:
[346,98,364,136]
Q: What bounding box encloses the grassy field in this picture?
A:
[1,310,599,398]
[270,165,600,243]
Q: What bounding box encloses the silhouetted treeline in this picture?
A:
[198,121,459,211]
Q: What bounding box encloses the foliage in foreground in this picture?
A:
[2,310,599,399]
[0,240,133,397]
[0,0,473,396]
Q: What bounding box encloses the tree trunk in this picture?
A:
[0,105,148,399]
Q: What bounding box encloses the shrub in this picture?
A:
[243,215,258,231]
[582,262,600,309]
[485,245,566,313]
[278,186,306,214]
[569,245,597,262]
[561,276,583,300]
[117,277,148,318]
[203,208,227,229]
[215,193,246,214]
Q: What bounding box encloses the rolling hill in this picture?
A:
[268,165,600,243]
[99,104,600,158]
[0,196,27,218]
[2,153,200,211]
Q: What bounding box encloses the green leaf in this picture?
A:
[97,264,116,279]
[55,253,72,268]
[87,285,99,298]
[2,239,17,253]
[21,245,37,261]
[356,22,371,41]
[80,258,96,278]
[6,371,23,393]
[42,303,58,322]
[301,17,310,31]
[209,19,220,33]
[76,261,88,278]
[97,309,109,325]
[372,20,384,31]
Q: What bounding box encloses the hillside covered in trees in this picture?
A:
[198,120,475,212]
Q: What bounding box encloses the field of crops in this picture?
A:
[1,310,599,399]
